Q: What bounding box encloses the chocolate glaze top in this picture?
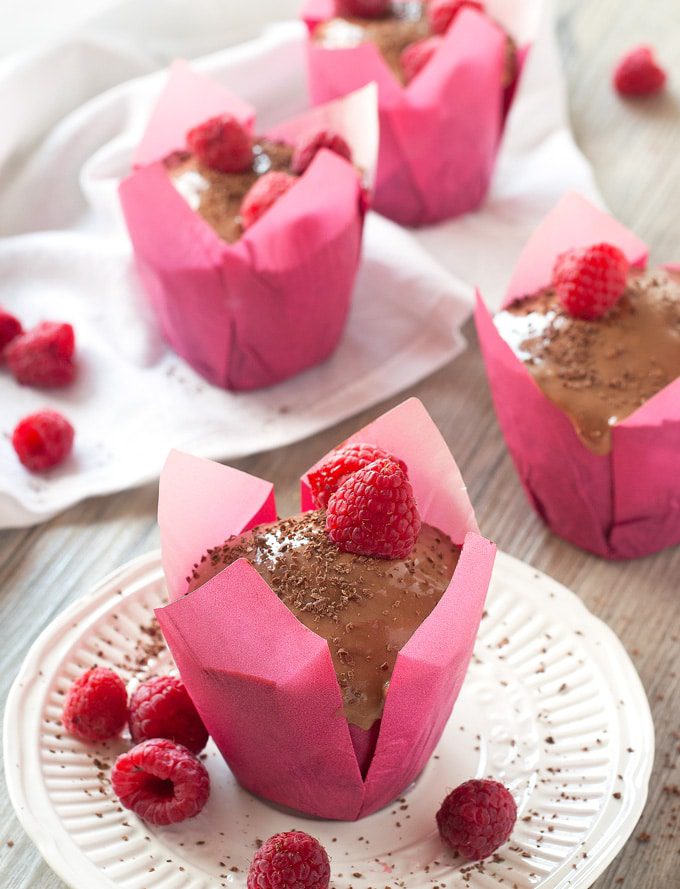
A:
[187,509,460,729]
[313,2,517,86]
[494,269,680,455]
[166,139,295,243]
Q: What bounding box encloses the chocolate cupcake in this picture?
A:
[303,0,527,225]
[156,399,496,819]
[119,62,377,391]
[476,193,680,559]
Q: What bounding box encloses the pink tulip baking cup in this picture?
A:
[302,1,529,226]
[476,191,680,560]
[119,61,378,391]
[155,398,496,820]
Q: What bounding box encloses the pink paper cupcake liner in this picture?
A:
[475,192,680,560]
[155,398,496,819]
[119,61,378,391]
[302,0,530,226]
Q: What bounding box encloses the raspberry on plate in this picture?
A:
[111,738,210,825]
[401,36,444,85]
[62,667,128,742]
[308,443,408,508]
[428,0,485,35]
[241,171,297,230]
[552,242,629,320]
[12,410,75,473]
[0,308,22,356]
[335,0,390,18]
[186,114,253,173]
[326,456,421,559]
[5,321,76,387]
[129,675,209,754]
[437,778,517,861]
[614,46,667,97]
[291,128,353,176]
[247,831,331,889]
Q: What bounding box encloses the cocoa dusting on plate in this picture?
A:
[187,509,459,729]
[494,269,680,454]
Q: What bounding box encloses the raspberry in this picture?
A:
[552,242,629,320]
[308,443,408,508]
[129,675,209,754]
[241,171,297,230]
[5,321,76,387]
[427,0,485,35]
[0,308,22,357]
[12,410,75,473]
[436,779,517,861]
[291,128,353,176]
[335,0,390,18]
[247,831,331,889]
[400,36,443,85]
[326,457,421,559]
[614,46,667,97]
[186,114,253,173]
[62,667,128,742]
[111,738,210,826]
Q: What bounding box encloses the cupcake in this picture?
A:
[303,0,527,226]
[476,192,680,559]
[119,61,377,391]
[156,398,496,819]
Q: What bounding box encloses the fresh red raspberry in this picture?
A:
[0,308,22,357]
[400,36,443,85]
[129,675,209,754]
[437,779,517,861]
[614,46,667,97]
[335,0,390,18]
[427,0,485,35]
[308,443,408,508]
[5,321,76,387]
[552,242,629,320]
[247,831,331,889]
[111,738,210,826]
[326,457,421,559]
[291,128,353,175]
[62,667,128,742]
[241,171,297,230]
[12,410,75,473]
[186,114,253,173]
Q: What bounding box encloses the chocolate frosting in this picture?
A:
[187,510,460,729]
[166,139,294,243]
[313,3,517,86]
[494,269,680,455]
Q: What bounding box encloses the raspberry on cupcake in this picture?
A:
[476,192,680,559]
[119,62,377,391]
[154,398,495,820]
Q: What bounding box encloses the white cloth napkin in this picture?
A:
[0,0,599,528]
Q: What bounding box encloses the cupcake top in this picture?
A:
[166,139,295,244]
[164,115,354,243]
[313,0,517,86]
[494,267,680,455]
[187,508,459,731]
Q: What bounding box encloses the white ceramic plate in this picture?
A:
[5,551,653,889]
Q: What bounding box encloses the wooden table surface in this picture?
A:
[1,2,679,887]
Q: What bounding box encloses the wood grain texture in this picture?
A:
[1,2,679,886]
